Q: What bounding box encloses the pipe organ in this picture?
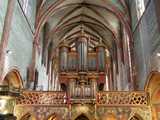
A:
[59,41,106,72]
[77,37,88,72]
[68,52,77,71]
[59,43,69,72]
[88,53,97,71]
[59,36,107,99]
[97,44,106,72]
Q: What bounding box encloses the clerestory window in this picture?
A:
[135,0,145,20]
[21,0,29,14]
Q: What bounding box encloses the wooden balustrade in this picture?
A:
[97,91,149,106]
[16,91,67,106]
[16,91,149,107]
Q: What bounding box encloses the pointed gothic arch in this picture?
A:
[145,71,160,102]
[146,71,160,120]
[2,69,23,89]
[75,114,89,120]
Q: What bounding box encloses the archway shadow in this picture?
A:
[75,114,89,120]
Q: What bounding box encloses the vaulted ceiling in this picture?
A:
[36,0,131,59]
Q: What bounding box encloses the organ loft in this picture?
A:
[59,26,107,100]
[0,0,160,120]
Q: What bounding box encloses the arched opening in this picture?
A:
[75,114,89,120]
[0,69,23,116]
[146,71,160,120]
[2,69,23,89]
[61,83,67,91]
[98,83,104,91]
[150,87,160,120]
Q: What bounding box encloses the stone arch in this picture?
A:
[146,71,160,120]
[146,71,160,92]
[72,105,94,120]
[2,69,23,89]
[73,112,93,120]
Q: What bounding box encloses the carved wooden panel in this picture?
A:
[16,91,67,106]
[97,91,148,106]
[16,91,148,107]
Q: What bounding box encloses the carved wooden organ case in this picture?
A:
[58,34,107,99]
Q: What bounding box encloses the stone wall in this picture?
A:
[0,0,50,89]
[5,0,34,82]
[0,1,8,42]
[129,0,160,89]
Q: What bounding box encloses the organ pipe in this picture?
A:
[68,52,77,71]
[77,37,88,72]
[96,41,106,72]
[59,43,69,72]
[88,53,96,71]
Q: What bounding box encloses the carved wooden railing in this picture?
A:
[16,91,67,106]
[16,91,149,107]
[97,91,149,106]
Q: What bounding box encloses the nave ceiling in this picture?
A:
[36,0,131,57]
